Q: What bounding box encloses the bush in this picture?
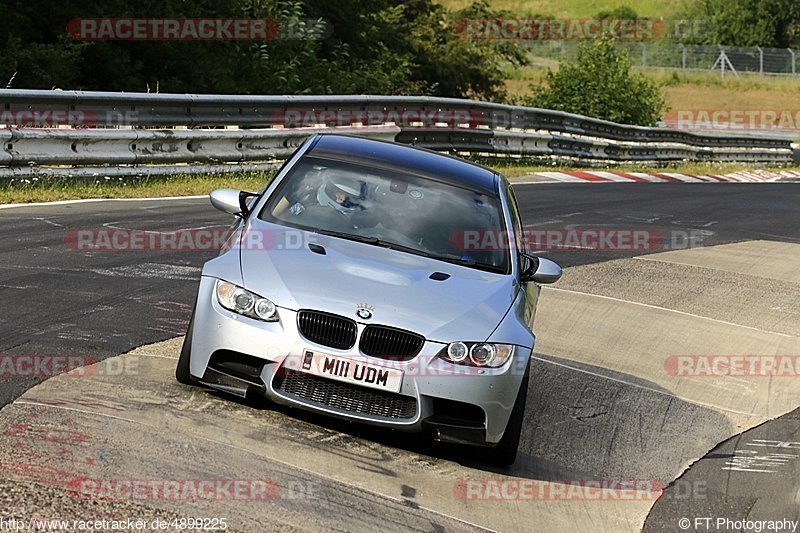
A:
[595,6,639,19]
[525,38,667,126]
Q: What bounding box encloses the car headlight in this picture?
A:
[216,280,279,322]
[438,342,514,368]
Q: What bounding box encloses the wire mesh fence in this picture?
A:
[526,41,798,78]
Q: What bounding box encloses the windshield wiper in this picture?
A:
[315,229,424,254]
[315,229,379,245]
[421,252,506,273]
[427,253,476,266]
[315,229,505,273]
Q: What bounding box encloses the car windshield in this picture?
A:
[260,156,510,273]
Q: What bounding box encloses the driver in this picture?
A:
[288,174,380,230]
[288,174,364,216]
[316,176,364,215]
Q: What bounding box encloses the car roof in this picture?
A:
[305,134,499,196]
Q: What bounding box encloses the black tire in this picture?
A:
[175,313,196,385]
[485,364,529,467]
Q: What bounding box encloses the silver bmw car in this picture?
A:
[176,134,561,466]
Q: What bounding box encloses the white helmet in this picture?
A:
[317,176,362,214]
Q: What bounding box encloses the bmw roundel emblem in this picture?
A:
[356,304,374,320]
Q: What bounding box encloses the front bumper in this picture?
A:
[188,276,529,444]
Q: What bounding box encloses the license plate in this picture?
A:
[295,351,403,393]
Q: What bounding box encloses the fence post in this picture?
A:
[680,44,687,71]
[711,46,738,80]
[789,48,796,77]
[757,46,764,79]
[642,43,647,68]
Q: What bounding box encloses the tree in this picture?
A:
[0,0,526,100]
[688,0,800,47]
[526,38,667,126]
[410,0,529,100]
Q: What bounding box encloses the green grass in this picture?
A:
[434,0,684,18]
[0,171,274,204]
[2,162,794,204]
[505,63,800,130]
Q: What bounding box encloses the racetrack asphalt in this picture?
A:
[1,183,798,531]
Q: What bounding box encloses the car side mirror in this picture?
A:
[520,254,562,284]
[209,189,258,218]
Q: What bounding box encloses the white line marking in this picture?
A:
[637,254,800,280]
[660,173,705,183]
[91,264,201,280]
[0,195,206,210]
[130,353,179,360]
[32,217,65,228]
[101,223,225,233]
[523,221,563,228]
[535,172,588,183]
[750,231,800,243]
[585,171,636,182]
[738,171,765,182]
[722,173,748,182]
[686,174,717,182]
[544,286,798,339]
[511,180,559,185]
[626,172,668,183]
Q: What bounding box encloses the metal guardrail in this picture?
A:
[0,89,795,178]
[0,126,399,166]
[398,129,791,163]
[0,125,401,179]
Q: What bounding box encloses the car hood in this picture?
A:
[238,222,517,342]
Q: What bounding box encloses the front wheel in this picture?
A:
[175,313,196,385]
[485,364,529,467]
